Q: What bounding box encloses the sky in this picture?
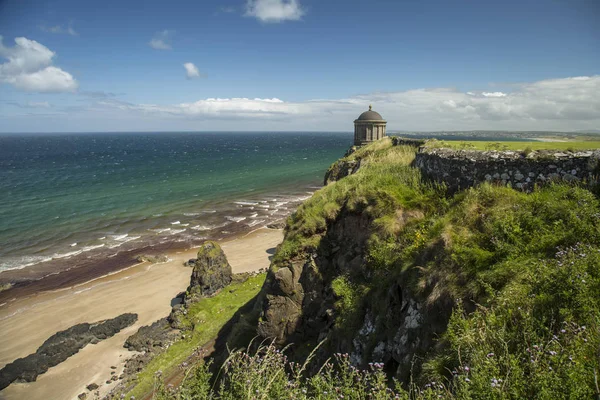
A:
[0,0,599,133]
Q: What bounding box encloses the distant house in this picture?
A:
[353,105,387,145]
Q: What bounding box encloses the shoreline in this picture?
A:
[0,226,284,400]
[0,214,289,306]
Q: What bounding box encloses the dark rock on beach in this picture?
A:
[0,313,137,390]
[124,317,179,352]
[135,254,169,264]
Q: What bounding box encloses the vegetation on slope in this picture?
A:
[152,139,600,399]
[126,274,266,400]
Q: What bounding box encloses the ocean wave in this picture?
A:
[149,228,171,233]
[249,213,259,218]
[234,201,259,206]
[225,216,246,223]
[202,210,217,214]
[0,256,54,272]
[70,242,77,247]
[81,244,105,252]
[111,234,129,241]
[52,250,83,259]
[170,229,187,235]
[171,221,181,225]
[183,213,200,216]
[246,219,265,228]
[108,235,141,248]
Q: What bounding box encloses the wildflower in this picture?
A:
[465,378,471,383]
[464,366,470,372]
[549,350,557,356]
[561,329,566,333]
[486,352,495,358]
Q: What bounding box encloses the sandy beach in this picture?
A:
[0,227,283,400]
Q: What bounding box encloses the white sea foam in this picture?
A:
[191,222,228,231]
[249,213,259,218]
[149,228,171,233]
[108,235,140,248]
[111,234,129,241]
[246,219,265,227]
[170,229,187,235]
[171,221,181,225]
[234,201,259,206]
[81,244,105,252]
[70,242,77,247]
[202,210,217,214]
[183,213,200,216]
[225,216,246,223]
[52,250,83,259]
[0,256,54,272]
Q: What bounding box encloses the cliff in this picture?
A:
[250,137,600,396]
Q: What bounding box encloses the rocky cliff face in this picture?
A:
[256,143,450,381]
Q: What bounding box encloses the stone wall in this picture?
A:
[414,147,600,193]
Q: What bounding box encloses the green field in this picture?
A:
[424,140,600,151]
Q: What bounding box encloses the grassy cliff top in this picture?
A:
[423,139,600,151]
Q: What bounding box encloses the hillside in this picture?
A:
[149,138,600,399]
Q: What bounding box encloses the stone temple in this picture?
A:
[353,105,387,146]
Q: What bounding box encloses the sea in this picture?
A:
[0,132,350,295]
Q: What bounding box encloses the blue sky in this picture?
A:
[0,0,599,132]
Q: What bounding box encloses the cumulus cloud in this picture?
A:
[0,36,78,93]
[94,75,600,131]
[183,62,200,79]
[149,30,174,50]
[245,0,304,23]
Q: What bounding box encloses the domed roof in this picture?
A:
[356,105,384,121]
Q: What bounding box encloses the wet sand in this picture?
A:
[0,227,282,400]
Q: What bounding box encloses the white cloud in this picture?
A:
[149,30,173,50]
[245,0,304,23]
[183,62,200,79]
[6,101,51,108]
[41,24,78,36]
[0,36,78,93]
[94,75,600,131]
[482,91,507,97]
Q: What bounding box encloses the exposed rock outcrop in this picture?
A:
[124,317,179,352]
[0,313,137,390]
[323,158,361,185]
[187,241,232,299]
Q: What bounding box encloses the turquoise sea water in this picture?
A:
[0,132,350,276]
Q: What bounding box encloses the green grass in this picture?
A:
[125,273,266,400]
[424,140,600,151]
